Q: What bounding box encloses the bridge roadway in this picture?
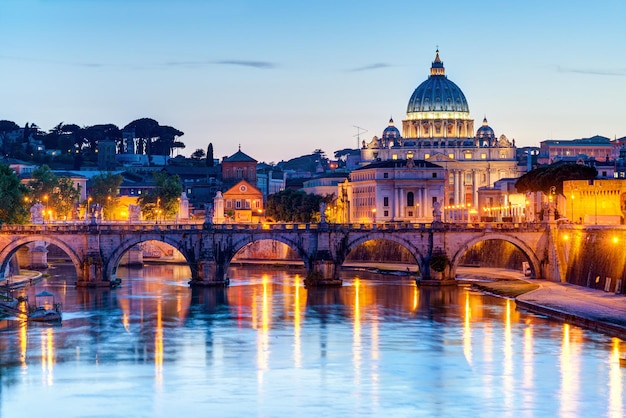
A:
[0,220,557,287]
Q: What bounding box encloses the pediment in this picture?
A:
[427,152,456,162]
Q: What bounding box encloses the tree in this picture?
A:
[90,172,123,220]
[0,163,29,224]
[191,148,205,161]
[266,189,330,222]
[515,163,597,196]
[206,143,214,167]
[27,165,80,220]
[137,172,183,220]
[123,118,184,159]
[0,120,21,155]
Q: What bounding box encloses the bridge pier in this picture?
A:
[189,260,229,287]
[304,251,342,287]
[77,252,110,288]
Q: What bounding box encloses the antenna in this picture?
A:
[353,125,368,149]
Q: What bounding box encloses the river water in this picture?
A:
[1,264,624,417]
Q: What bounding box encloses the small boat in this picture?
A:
[28,291,62,323]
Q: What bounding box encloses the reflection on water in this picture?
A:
[0,264,625,417]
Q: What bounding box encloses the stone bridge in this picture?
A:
[0,221,562,287]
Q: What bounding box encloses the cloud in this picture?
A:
[215,60,276,69]
[162,59,277,69]
[556,66,626,76]
[348,63,393,72]
[0,55,277,70]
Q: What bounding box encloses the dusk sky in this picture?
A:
[2,0,626,163]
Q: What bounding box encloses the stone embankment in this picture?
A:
[470,275,626,340]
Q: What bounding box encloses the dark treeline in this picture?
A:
[0,118,185,166]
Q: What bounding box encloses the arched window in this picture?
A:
[407,192,414,207]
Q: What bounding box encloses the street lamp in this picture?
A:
[43,194,48,222]
[371,208,376,224]
[86,196,92,221]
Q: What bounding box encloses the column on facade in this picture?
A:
[472,170,478,208]
[399,188,404,219]
[453,170,460,204]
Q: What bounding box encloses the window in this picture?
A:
[226,200,232,208]
[464,152,472,159]
[407,192,414,207]
[235,200,241,209]
[383,172,389,179]
[392,154,398,160]
[481,153,487,159]
[384,197,389,206]
[255,200,260,208]
[408,211,413,217]
[424,153,430,159]
[448,153,454,159]
[432,173,437,178]
[384,210,389,217]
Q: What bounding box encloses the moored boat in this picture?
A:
[28,291,62,323]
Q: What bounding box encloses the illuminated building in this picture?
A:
[360,50,519,211]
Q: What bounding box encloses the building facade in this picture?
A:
[338,158,445,223]
[359,50,519,212]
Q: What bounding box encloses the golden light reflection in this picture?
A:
[154,300,163,387]
[559,324,580,417]
[609,338,623,418]
[412,285,419,311]
[463,290,472,366]
[19,321,27,370]
[122,313,130,333]
[503,299,513,410]
[294,276,302,368]
[257,274,270,382]
[353,277,362,384]
[41,328,55,386]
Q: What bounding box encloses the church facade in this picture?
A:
[357,50,520,218]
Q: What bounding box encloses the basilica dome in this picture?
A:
[406,50,469,115]
[476,117,496,141]
[382,118,401,143]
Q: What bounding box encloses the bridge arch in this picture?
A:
[104,235,196,282]
[449,233,542,280]
[0,235,83,280]
[338,232,425,273]
[225,235,310,274]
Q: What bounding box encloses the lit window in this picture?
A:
[448,153,454,159]
[481,153,487,159]
[464,152,472,159]
[392,154,398,160]
[424,153,430,159]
